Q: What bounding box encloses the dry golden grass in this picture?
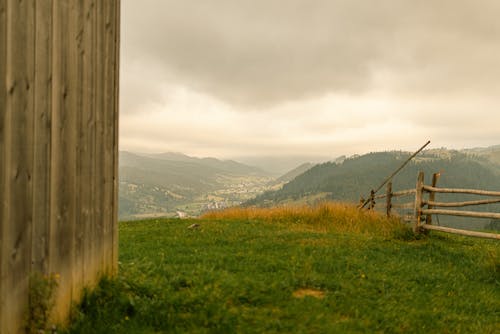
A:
[200,202,407,238]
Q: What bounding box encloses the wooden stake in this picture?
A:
[386,182,392,217]
[414,172,425,233]
[370,190,375,210]
[425,173,440,225]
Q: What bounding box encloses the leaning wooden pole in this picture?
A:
[359,140,431,209]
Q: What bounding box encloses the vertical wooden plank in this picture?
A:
[369,190,375,210]
[93,0,105,278]
[103,0,118,275]
[2,1,35,333]
[414,172,425,233]
[0,0,7,330]
[80,0,96,289]
[112,0,120,275]
[425,173,441,226]
[386,182,392,217]
[32,0,53,275]
[72,0,86,302]
[103,0,112,275]
[49,0,78,323]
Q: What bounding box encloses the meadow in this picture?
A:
[66,203,499,333]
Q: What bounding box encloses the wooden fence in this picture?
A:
[364,172,500,240]
[1,1,120,333]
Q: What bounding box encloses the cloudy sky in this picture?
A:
[120,0,500,161]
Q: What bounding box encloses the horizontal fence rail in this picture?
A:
[424,198,500,208]
[391,202,415,210]
[421,209,500,220]
[422,225,500,240]
[423,185,500,197]
[392,189,416,197]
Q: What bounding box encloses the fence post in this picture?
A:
[425,173,440,225]
[386,182,392,217]
[414,172,425,233]
[370,190,375,210]
[359,196,365,208]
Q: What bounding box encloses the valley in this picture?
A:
[119,145,500,230]
[118,151,286,220]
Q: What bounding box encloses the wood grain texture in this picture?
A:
[422,224,500,240]
[424,198,500,208]
[422,209,500,220]
[1,1,120,331]
[386,182,392,217]
[0,1,6,330]
[413,172,425,232]
[32,0,53,275]
[425,173,440,225]
[112,0,120,274]
[79,0,96,291]
[423,185,500,197]
[3,1,36,333]
[50,1,78,321]
[103,0,116,276]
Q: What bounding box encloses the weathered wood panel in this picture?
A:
[112,0,121,274]
[32,0,52,276]
[0,1,120,332]
[81,0,97,290]
[93,0,106,282]
[2,2,35,334]
[0,0,6,329]
[103,0,118,276]
[51,0,79,321]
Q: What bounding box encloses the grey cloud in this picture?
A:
[122,0,500,108]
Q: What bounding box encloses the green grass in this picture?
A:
[66,211,499,333]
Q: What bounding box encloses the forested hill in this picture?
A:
[245,150,500,207]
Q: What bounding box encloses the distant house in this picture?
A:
[176,211,188,218]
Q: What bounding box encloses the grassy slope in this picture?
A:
[67,208,499,333]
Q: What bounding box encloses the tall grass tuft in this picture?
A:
[201,202,408,238]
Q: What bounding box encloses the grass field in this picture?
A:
[66,204,499,333]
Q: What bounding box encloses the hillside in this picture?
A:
[66,208,499,333]
[276,162,315,183]
[234,155,332,176]
[246,149,500,229]
[462,145,500,169]
[119,151,274,219]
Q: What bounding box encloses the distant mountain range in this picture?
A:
[144,152,269,176]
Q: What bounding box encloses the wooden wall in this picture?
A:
[0,1,120,333]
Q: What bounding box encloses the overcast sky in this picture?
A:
[120,0,500,160]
